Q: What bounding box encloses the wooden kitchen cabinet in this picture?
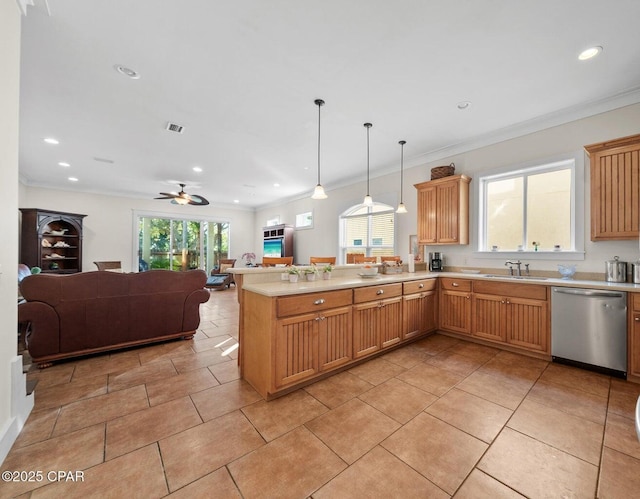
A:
[472,281,549,354]
[585,133,640,241]
[403,279,438,340]
[439,277,472,334]
[353,283,403,359]
[629,293,640,381]
[415,174,471,245]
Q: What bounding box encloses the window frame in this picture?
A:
[474,152,585,261]
[339,202,396,263]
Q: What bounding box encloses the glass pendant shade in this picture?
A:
[396,202,407,213]
[363,194,373,206]
[396,140,407,214]
[310,99,327,200]
[363,122,373,206]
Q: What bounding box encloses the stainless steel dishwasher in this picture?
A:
[551,287,627,377]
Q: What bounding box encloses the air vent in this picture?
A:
[166,122,184,134]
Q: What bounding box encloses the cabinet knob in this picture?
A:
[418,283,424,288]
[501,300,505,304]
[506,300,511,304]
[314,299,325,305]
[635,317,640,322]
[466,294,470,299]
[376,289,384,295]
[452,282,459,287]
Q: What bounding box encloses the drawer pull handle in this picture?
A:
[636,317,640,322]
[314,299,325,305]
[376,290,384,295]
[452,282,459,287]
[418,284,424,288]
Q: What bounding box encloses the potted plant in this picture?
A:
[304,266,319,281]
[241,252,256,266]
[321,264,333,279]
[287,266,301,283]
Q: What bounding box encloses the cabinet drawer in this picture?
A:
[353,283,402,304]
[403,279,437,295]
[474,280,547,301]
[440,277,472,292]
[277,289,352,317]
[633,293,640,311]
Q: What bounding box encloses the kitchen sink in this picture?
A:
[483,274,548,280]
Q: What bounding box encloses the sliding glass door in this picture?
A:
[137,215,229,272]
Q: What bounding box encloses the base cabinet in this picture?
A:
[403,279,437,340]
[439,278,472,334]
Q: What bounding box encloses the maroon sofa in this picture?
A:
[18,269,209,367]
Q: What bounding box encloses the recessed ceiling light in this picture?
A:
[578,46,603,61]
[193,166,202,172]
[44,137,59,145]
[93,157,114,164]
[68,177,78,182]
[457,101,472,110]
[233,199,240,204]
[273,183,280,188]
[114,64,140,79]
[58,162,70,167]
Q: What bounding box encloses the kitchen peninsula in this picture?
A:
[230,266,640,400]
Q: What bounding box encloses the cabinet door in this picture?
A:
[439,289,471,334]
[353,301,380,359]
[505,297,549,353]
[436,180,461,244]
[379,297,403,349]
[472,293,506,342]
[318,306,353,371]
[275,312,319,388]
[403,291,437,340]
[417,184,437,244]
[586,135,640,241]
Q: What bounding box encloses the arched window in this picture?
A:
[339,202,395,263]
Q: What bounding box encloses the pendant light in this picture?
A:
[311,99,328,200]
[396,140,408,213]
[363,122,373,206]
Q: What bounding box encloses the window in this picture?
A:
[478,157,578,253]
[340,202,395,262]
[137,215,229,271]
[295,211,313,229]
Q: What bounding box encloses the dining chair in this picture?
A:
[94,261,122,272]
[353,255,377,264]
[309,256,336,265]
[346,253,364,264]
[262,256,294,267]
[380,256,402,263]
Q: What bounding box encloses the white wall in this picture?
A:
[258,103,640,273]
[20,187,257,272]
[1,0,32,466]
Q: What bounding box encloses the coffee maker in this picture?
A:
[428,252,444,272]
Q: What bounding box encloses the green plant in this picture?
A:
[287,266,301,275]
[30,266,42,274]
[304,266,319,275]
[321,264,333,273]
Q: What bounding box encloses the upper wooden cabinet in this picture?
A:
[585,133,640,241]
[415,174,471,245]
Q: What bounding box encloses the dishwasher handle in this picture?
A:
[553,287,625,299]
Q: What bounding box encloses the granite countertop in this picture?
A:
[242,270,640,297]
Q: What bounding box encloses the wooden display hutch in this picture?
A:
[20,208,87,273]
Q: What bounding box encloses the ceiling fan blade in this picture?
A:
[188,195,209,206]
[155,195,177,200]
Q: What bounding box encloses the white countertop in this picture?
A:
[242,270,640,297]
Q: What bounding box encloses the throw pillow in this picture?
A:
[219,263,233,273]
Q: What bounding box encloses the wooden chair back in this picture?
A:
[353,255,377,264]
[94,261,122,271]
[309,256,336,265]
[262,256,294,267]
[380,256,402,263]
[212,259,236,274]
[346,253,364,264]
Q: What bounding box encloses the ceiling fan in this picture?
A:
[155,183,209,206]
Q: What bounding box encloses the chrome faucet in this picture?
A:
[505,260,522,276]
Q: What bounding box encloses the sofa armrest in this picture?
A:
[18,301,60,359]
[182,288,211,331]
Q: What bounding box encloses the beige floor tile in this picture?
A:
[166,467,242,498]
[26,362,76,388]
[358,377,438,424]
[146,367,219,406]
[454,469,525,498]
[526,377,608,425]
[456,371,530,410]
[53,385,149,436]
[539,362,611,398]
[604,412,640,460]
[192,333,235,353]
[382,412,487,495]
[29,444,168,498]
[208,359,241,384]
[228,426,346,499]
[105,396,202,460]
[71,351,142,379]
[608,378,640,420]
[242,389,328,441]
[379,346,426,368]
[507,398,604,464]
[446,341,500,363]
[314,446,448,499]
[304,371,374,409]
[107,358,178,392]
[170,347,235,373]
[137,340,195,365]
[34,375,109,411]
[426,388,512,443]
[306,398,401,464]
[396,362,464,396]
[161,410,265,492]
[12,407,59,448]
[191,379,262,421]
[597,447,640,499]
[409,334,460,355]
[478,427,597,498]
[348,357,407,385]
[477,351,547,387]
[425,349,485,376]
[0,425,105,497]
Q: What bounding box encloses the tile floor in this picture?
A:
[3,290,640,498]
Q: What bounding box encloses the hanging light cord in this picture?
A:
[316,99,324,185]
[365,123,372,195]
[399,140,406,203]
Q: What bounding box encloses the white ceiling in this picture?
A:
[18,0,640,209]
